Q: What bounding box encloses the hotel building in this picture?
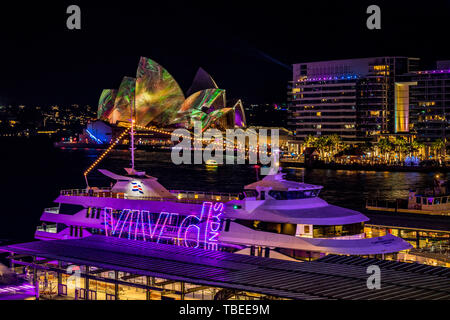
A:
[288,57,420,143]
[406,60,450,142]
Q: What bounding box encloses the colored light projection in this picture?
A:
[232,100,246,128]
[108,77,136,125]
[186,67,218,96]
[97,89,117,121]
[203,108,234,130]
[135,57,185,127]
[96,57,247,131]
[179,89,225,113]
[102,201,223,250]
[173,89,227,130]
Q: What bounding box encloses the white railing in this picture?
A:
[170,190,240,202]
[44,207,60,214]
[36,224,57,233]
[59,187,240,204]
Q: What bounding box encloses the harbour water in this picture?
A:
[0,137,448,243]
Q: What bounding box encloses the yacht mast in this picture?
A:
[130,91,136,172]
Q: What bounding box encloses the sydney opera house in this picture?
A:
[96,57,246,132]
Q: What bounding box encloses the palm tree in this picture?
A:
[377,138,393,163]
[409,140,424,157]
[431,138,445,164]
[361,141,374,163]
[328,134,343,156]
[305,135,317,147]
[393,137,408,162]
[313,136,328,160]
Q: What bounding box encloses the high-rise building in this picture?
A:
[406,61,450,142]
[288,57,419,143]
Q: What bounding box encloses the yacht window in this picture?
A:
[70,226,73,236]
[422,198,427,205]
[57,223,67,233]
[264,247,270,258]
[313,223,364,238]
[434,198,440,205]
[243,190,258,198]
[416,197,421,204]
[79,227,83,237]
[428,198,433,205]
[225,219,231,232]
[442,197,448,204]
[59,204,84,215]
[260,191,265,200]
[268,190,319,200]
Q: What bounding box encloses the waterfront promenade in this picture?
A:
[281,159,449,172]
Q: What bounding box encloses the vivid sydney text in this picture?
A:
[102,201,223,250]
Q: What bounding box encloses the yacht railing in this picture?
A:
[59,188,239,204]
[44,207,60,214]
[171,190,240,202]
[36,224,57,233]
[366,199,399,209]
[409,246,450,262]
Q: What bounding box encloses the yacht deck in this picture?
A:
[59,188,240,204]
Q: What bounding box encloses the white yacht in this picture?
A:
[35,166,412,261]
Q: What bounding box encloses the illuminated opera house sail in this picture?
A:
[97,57,246,131]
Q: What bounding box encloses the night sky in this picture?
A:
[1,1,450,107]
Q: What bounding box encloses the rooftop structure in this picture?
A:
[1,236,449,300]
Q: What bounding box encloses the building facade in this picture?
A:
[288,57,419,143]
[407,61,450,142]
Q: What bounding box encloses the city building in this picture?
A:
[407,60,450,142]
[288,57,419,143]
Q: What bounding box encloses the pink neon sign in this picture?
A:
[102,201,223,250]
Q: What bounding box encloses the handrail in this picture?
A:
[59,188,239,204]
[44,207,60,213]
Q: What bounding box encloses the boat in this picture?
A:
[366,174,450,216]
[205,159,219,166]
[34,113,412,261]
[34,168,412,261]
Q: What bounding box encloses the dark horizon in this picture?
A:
[1,1,450,107]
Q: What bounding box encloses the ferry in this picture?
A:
[366,174,450,216]
[34,115,413,261]
[34,167,412,261]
